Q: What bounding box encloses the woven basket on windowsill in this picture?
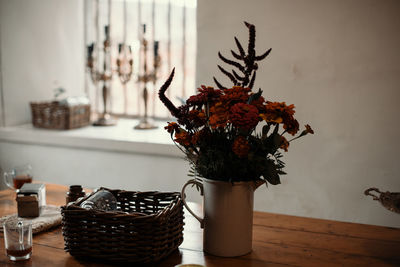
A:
[30,101,90,130]
[60,188,184,264]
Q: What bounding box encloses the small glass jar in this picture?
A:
[66,185,85,205]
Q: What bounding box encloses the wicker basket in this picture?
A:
[61,188,184,263]
[30,101,90,129]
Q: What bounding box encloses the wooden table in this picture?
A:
[1,184,399,266]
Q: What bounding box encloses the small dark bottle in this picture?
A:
[66,185,86,205]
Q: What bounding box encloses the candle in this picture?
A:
[105,25,110,39]
[154,41,159,57]
[123,0,127,43]
[87,43,94,57]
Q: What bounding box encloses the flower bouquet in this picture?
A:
[159,21,313,186]
[158,21,314,257]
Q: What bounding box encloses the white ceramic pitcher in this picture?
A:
[181,178,264,257]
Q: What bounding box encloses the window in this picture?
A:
[84,0,197,119]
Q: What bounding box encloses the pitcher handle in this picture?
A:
[3,171,15,190]
[364,187,381,201]
[181,179,204,228]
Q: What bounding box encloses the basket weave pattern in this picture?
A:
[30,102,90,129]
[61,189,184,263]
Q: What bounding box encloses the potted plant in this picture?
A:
[159,21,314,257]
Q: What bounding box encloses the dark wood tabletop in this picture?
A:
[1,183,399,266]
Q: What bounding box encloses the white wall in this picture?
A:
[198,0,400,226]
[0,141,190,193]
[0,0,85,126]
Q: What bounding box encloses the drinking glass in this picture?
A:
[3,218,32,261]
[3,164,33,190]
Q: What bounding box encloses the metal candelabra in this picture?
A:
[87,25,116,126]
[87,23,160,129]
[134,24,161,130]
[87,25,134,126]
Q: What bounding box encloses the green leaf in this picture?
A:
[266,173,281,185]
[262,124,270,139]
[272,133,281,148]
[262,160,281,185]
[247,89,263,104]
[264,132,281,153]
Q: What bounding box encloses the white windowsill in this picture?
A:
[0,119,182,157]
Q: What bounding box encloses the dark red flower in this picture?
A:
[220,86,251,105]
[230,103,259,131]
[250,95,266,112]
[283,117,299,136]
[232,136,250,158]
[187,85,222,106]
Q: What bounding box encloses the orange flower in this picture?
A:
[262,102,299,135]
[165,122,179,133]
[174,130,191,146]
[280,136,290,152]
[209,102,229,129]
[305,124,314,134]
[298,124,315,137]
[188,109,207,127]
[259,113,283,123]
[230,103,260,131]
[263,101,295,123]
[232,136,250,158]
